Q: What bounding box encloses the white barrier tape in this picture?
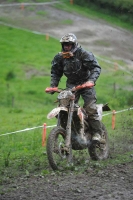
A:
[112,107,133,114]
[96,56,133,76]
[0,126,43,137]
[102,107,133,117]
[0,107,133,137]
[102,112,113,117]
[0,125,57,137]
[46,125,56,128]
[0,22,57,40]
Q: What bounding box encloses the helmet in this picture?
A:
[60,33,78,52]
[60,33,77,44]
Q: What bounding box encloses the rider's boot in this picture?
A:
[89,120,105,143]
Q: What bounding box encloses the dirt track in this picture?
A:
[0,2,133,199]
[1,161,133,200]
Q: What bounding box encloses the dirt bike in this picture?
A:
[45,82,110,170]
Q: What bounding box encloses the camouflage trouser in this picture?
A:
[74,87,103,135]
[74,87,98,119]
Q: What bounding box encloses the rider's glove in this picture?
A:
[72,81,94,91]
[45,87,57,95]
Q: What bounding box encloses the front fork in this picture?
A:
[64,100,74,154]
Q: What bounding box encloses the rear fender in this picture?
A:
[96,103,111,121]
[47,107,68,119]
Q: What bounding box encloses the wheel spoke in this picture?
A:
[47,127,72,170]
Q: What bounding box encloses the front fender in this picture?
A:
[47,107,68,119]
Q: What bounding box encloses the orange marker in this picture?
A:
[112,110,116,130]
[70,0,73,5]
[20,3,25,10]
[46,34,49,41]
[114,62,118,71]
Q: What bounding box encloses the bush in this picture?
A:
[74,0,133,24]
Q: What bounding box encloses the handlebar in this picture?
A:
[45,81,94,93]
[45,87,61,93]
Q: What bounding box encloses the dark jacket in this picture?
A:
[50,47,101,88]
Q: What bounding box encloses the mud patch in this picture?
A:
[0,161,133,200]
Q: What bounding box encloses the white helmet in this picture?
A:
[60,33,77,44]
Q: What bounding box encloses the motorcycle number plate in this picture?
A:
[47,107,68,119]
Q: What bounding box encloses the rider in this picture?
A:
[48,33,103,143]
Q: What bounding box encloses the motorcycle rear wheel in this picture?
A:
[89,123,109,160]
[46,127,72,170]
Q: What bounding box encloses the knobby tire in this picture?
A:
[46,127,66,170]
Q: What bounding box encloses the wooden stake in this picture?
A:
[112,110,116,130]
[46,34,49,41]
[70,0,74,5]
[20,3,25,10]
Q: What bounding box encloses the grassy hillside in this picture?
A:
[0,1,133,181]
[0,24,132,132]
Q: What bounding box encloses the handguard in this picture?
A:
[45,87,58,93]
[73,81,94,91]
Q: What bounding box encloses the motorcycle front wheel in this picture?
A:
[46,127,73,170]
[89,123,109,160]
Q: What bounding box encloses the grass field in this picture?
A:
[0,1,133,181]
